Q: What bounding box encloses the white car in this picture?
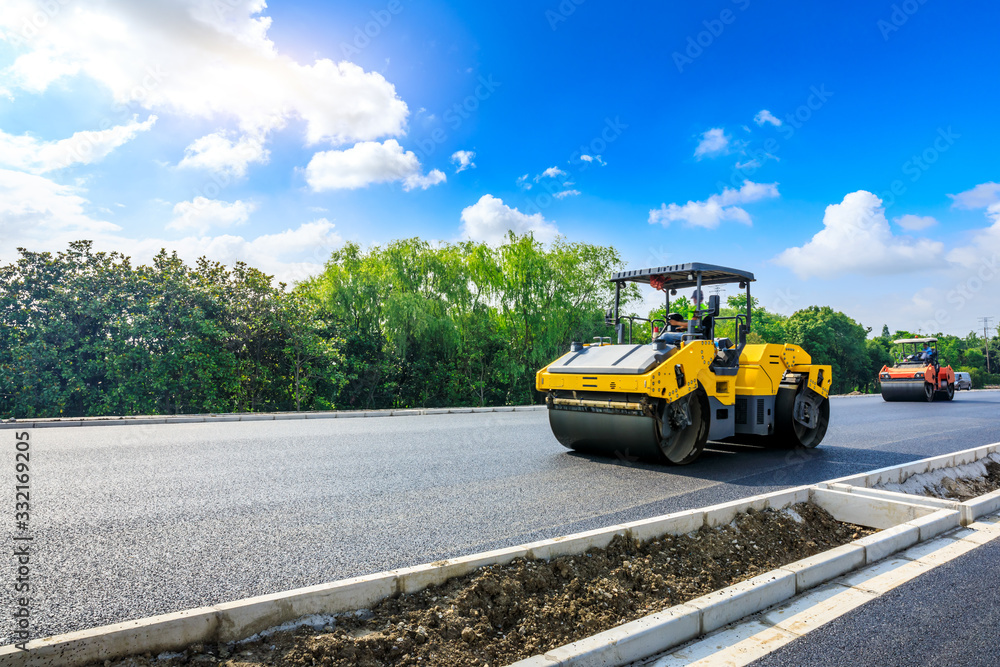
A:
[955,372,973,390]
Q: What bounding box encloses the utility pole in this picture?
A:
[981,317,994,373]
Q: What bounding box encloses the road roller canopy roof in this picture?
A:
[610,263,755,289]
[892,337,937,344]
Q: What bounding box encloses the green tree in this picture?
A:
[865,338,894,393]
[784,306,871,394]
[725,294,787,344]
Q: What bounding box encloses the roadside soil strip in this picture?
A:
[875,453,1000,501]
[84,504,870,667]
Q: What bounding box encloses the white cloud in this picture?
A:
[946,184,1000,267]
[0,168,119,247]
[451,150,476,173]
[948,182,1000,210]
[121,219,343,286]
[0,1,407,145]
[536,166,567,181]
[0,166,338,284]
[754,110,782,127]
[554,190,581,199]
[774,191,945,279]
[0,116,157,174]
[168,197,257,235]
[694,128,729,158]
[460,194,558,245]
[580,154,606,166]
[178,131,269,177]
[305,140,446,192]
[894,214,938,231]
[649,180,779,229]
[516,174,532,190]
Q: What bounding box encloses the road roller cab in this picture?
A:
[879,338,956,402]
[535,263,833,465]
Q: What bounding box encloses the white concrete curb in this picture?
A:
[0,405,547,430]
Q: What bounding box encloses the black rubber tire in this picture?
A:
[660,390,710,465]
[923,382,935,402]
[774,384,830,449]
[938,382,955,401]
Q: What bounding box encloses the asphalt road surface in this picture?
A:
[749,537,1000,667]
[4,391,1000,644]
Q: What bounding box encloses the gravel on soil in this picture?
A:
[91,502,874,667]
[878,454,1000,502]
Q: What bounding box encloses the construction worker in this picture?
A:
[666,313,688,332]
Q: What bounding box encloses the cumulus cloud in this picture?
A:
[945,183,1000,267]
[168,197,257,235]
[0,0,407,144]
[774,191,944,279]
[178,131,269,177]
[536,166,567,181]
[0,167,340,284]
[0,116,157,174]
[460,194,558,245]
[948,182,1000,210]
[754,110,782,127]
[451,150,476,173]
[305,140,446,191]
[126,219,344,285]
[0,168,119,247]
[894,214,938,231]
[649,180,779,229]
[516,174,532,190]
[580,154,606,166]
[554,190,581,199]
[694,128,729,158]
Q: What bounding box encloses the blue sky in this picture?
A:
[2,0,999,336]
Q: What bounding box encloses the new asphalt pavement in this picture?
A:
[4,391,999,645]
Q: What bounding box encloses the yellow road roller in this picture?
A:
[535,263,833,464]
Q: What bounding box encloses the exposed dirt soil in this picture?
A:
[95,503,873,667]
[919,460,1000,502]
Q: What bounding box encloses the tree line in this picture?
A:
[0,237,631,418]
[1,239,997,419]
